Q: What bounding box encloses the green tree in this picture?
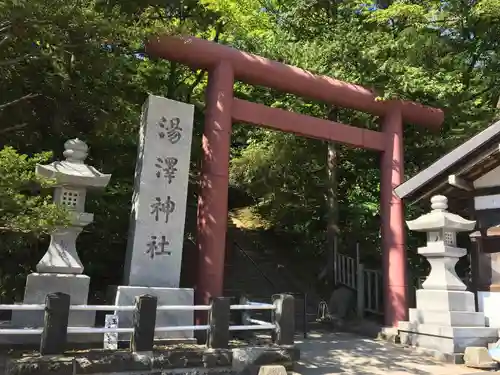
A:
[0,146,70,300]
[0,0,220,300]
[0,146,68,234]
[218,0,500,277]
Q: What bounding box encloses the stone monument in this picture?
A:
[112,95,195,339]
[399,195,498,358]
[12,139,111,328]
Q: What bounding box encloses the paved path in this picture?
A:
[292,331,492,375]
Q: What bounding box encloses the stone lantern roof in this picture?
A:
[35,138,111,188]
[406,195,476,232]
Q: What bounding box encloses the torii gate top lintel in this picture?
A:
[146,34,444,129]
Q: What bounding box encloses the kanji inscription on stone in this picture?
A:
[145,235,171,259]
[125,95,194,288]
[158,116,182,144]
[150,196,176,223]
[155,157,178,183]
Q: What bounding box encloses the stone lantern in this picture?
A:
[12,139,111,329]
[399,195,498,357]
[34,138,111,274]
[407,195,475,292]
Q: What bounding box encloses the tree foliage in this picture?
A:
[228,0,500,268]
[0,147,69,234]
[1,0,500,299]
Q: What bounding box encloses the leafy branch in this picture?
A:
[0,147,70,235]
[0,93,39,112]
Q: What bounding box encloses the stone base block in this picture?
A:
[111,286,194,340]
[257,365,287,375]
[11,273,94,328]
[463,347,497,370]
[399,321,498,355]
[5,345,299,375]
[416,289,476,312]
[409,308,486,327]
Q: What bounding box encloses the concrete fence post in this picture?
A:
[272,294,295,345]
[131,294,157,352]
[40,292,71,355]
[240,295,250,325]
[208,297,230,348]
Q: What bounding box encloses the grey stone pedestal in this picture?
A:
[111,286,195,341]
[399,290,498,354]
[11,273,95,328]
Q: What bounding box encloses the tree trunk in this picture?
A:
[377,0,391,9]
[325,107,340,290]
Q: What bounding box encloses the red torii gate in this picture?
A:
[146,35,444,327]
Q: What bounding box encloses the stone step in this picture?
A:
[409,308,486,327]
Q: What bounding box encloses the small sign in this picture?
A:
[104,314,118,350]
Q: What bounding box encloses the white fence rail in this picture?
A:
[362,268,382,314]
[333,244,474,319]
[0,302,277,336]
[0,293,300,355]
[336,252,357,289]
[334,244,384,317]
[0,303,275,311]
[334,246,471,318]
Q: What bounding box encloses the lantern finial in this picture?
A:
[431,195,448,211]
[63,138,88,163]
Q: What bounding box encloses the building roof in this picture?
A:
[394,119,500,204]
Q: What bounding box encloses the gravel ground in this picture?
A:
[292,331,494,375]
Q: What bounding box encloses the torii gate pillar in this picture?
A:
[196,62,234,307]
[380,107,408,325]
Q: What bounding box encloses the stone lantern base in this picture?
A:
[399,289,498,359]
[11,273,95,328]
